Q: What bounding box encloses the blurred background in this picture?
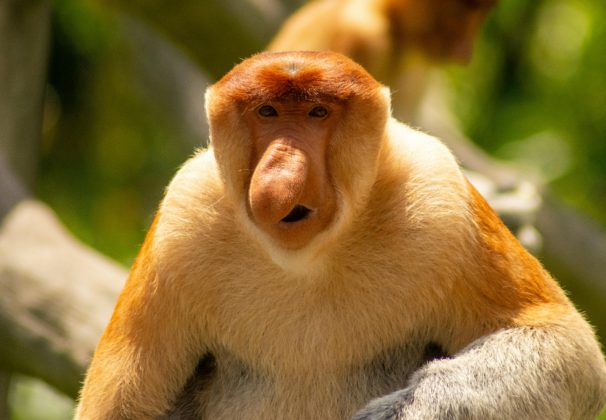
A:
[1,0,605,418]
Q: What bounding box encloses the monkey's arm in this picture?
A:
[354,320,606,420]
[75,216,203,419]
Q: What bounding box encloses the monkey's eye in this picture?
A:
[308,106,328,118]
[257,105,278,117]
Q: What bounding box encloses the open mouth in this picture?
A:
[281,205,312,223]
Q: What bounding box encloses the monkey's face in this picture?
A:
[243,100,339,250]
[206,51,389,253]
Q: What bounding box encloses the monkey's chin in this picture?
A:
[263,209,332,250]
[237,200,350,275]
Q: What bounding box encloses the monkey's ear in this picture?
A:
[380,86,392,115]
[204,86,215,143]
[204,86,214,117]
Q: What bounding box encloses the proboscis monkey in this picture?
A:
[76,51,606,420]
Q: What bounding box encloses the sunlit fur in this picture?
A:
[75,52,606,420]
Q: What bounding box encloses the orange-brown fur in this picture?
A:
[76,52,606,420]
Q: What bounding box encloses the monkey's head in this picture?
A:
[390,0,497,62]
[205,51,390,261]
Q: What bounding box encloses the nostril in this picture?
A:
[281,205,312,223]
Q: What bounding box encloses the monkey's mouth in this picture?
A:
[281,205,312,223]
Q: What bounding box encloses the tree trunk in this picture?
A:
[0,0,51,186]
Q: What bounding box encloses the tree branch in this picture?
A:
[0,159,126,398]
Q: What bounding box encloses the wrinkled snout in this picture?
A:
[248,141,311,227]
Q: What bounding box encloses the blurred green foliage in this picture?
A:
[451,0,606,225]
[9,375,73,420]
[40,0,194,264]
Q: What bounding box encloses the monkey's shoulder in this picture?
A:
[153,149,242,258]
[386,119,464,187]
[371,120,473,235]
[163,148,223,205]
[162,148,230,222]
